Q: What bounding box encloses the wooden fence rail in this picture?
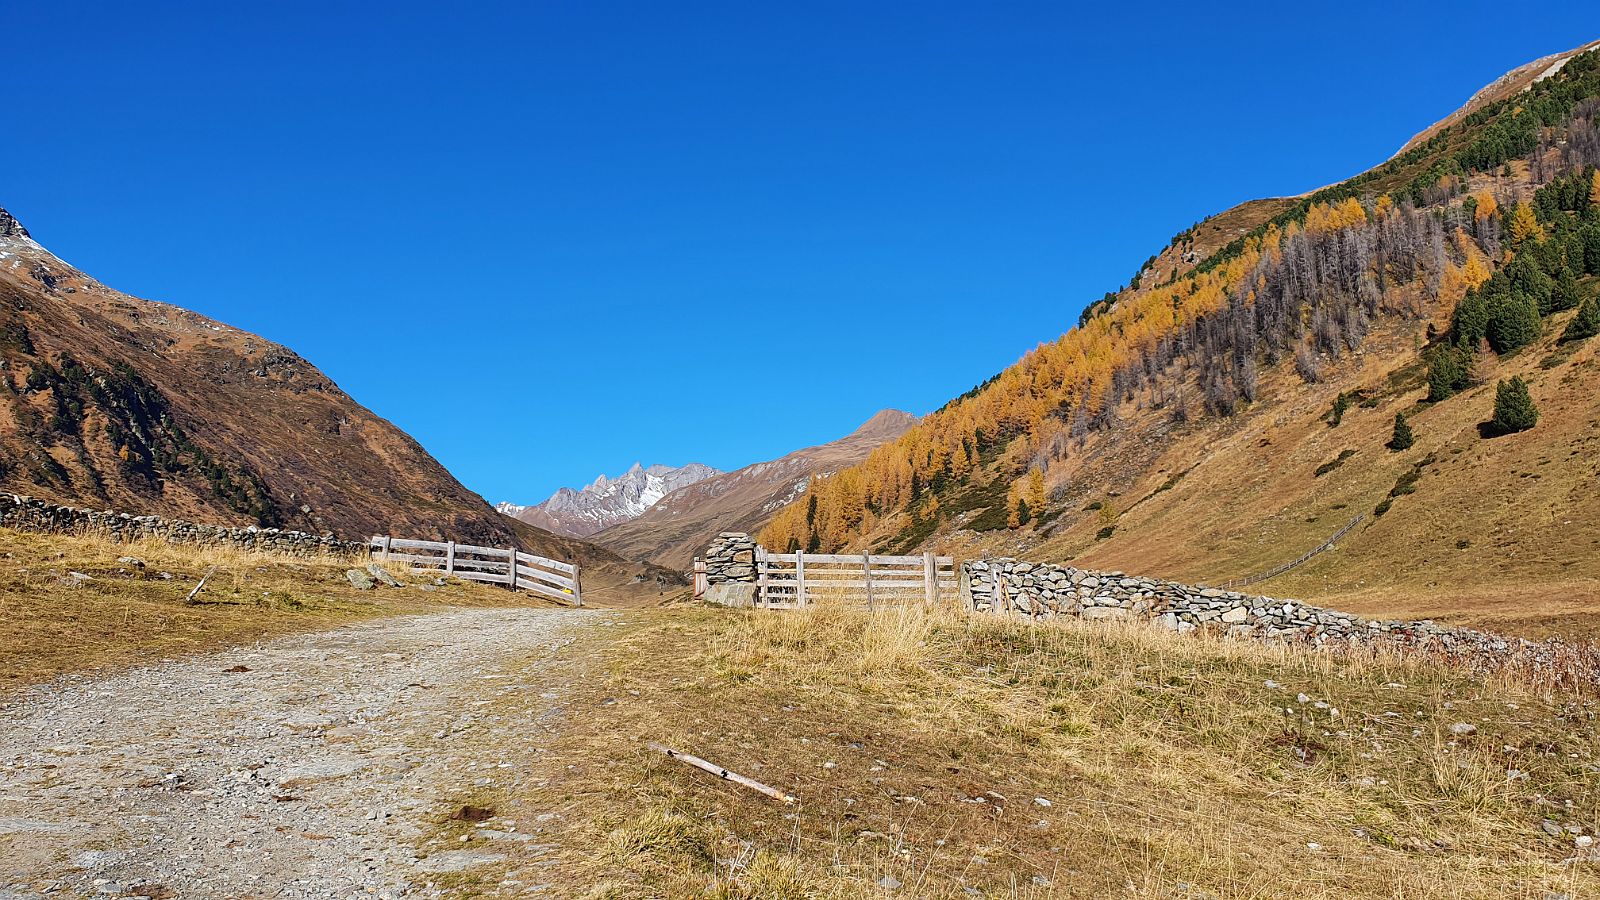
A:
[755,549,956,609]
[1215,513,1365,590]
[370,536,581,606]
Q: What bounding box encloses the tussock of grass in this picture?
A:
[488,605,1600,898]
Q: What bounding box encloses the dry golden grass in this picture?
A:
[0,528,558,686]
[458,604,1600,898]
[920,297,1600,641]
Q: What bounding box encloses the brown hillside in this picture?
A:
[593,409,916,568]
[761,40,1600,636]
[0,208,670,600]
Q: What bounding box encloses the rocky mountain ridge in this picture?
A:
[593,410,917,568]
[502,462,720,537]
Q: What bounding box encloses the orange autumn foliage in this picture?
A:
[760,195,1409,553]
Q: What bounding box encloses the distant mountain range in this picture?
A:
[592,409,917,568]
[499,462,720,537]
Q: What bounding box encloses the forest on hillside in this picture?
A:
[764,50,1600,555]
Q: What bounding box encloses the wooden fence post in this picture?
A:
[862,552,875,613]
[755,546,769,608]
[794,551,806,607]
[693,558,707,599]
[923,551,937,606]
[445,540,456,576]
[506,547,518,592]
[379,535,393,561]
[573,565,583,607]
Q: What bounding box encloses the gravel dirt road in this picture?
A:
[0,608,597,899]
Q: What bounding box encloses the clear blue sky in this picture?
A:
[7,3,1596,505]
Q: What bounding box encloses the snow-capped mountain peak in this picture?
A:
[497,462,721,537]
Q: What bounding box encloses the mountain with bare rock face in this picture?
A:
[499,462,720,537]
[592,409,917,568]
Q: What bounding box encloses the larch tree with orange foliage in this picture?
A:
[1509,200,1542,244]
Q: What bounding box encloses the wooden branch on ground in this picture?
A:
[185,567,216,605]
[646,742,796,804]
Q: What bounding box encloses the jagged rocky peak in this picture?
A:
[500,461,722,537]
[0,207,30,240]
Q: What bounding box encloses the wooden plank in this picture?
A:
[515,578,579,604]
[791,553,950,566]
[515,565,576,591]
[383,551,446,566]
[770,579,930,590]
[451,542,512,558]
[506,546,517,593]
[445,540,456,575]
[387,538,451,552]
[573,566,583,607]
[444,558,508,572]
[514,551,577,574]
[924,550,937,606]
[414,567,511,585]
[756,546,769,608]
[863,552,874,612]
[794,549,805,607]
[693,558,707,599]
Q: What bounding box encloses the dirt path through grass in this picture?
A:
[0,607,601,899]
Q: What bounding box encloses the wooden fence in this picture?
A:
[370,536,581,606]
[1215,513,1364,590]
[750,550,956,609]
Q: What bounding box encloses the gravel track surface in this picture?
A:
[0,608,595,899]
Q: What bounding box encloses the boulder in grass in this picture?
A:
[366,563,402,587]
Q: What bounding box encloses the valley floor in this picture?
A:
[4,534,1600,899]
[0,607,598,898]
[471,606,1600,899]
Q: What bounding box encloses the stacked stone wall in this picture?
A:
[966,557,1525,657]
[0,493,363,557]
[703,532,758,584]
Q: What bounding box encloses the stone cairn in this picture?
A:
[703,532,759,585]
[0,493,364,558]
[965,558,1598,683]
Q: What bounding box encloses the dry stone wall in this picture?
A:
[703,532,758,584]
[966,557,1532,658]
[0,493,363,557]
[694,540,1598,686]
[700,532,759,606]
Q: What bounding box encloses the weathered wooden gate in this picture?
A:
[753,549,955,609]
[370,536,581,605]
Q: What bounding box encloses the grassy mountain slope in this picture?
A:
[0,209,670,600]
[760,40,1600,636]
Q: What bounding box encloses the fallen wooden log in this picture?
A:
[646,742,795,804]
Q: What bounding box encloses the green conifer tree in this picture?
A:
[1485,291,1542,353]
[1426,344,1471,401]
[1489,377,1539,435]
[1562,295,1600,342]
[1387,413,1415,451]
